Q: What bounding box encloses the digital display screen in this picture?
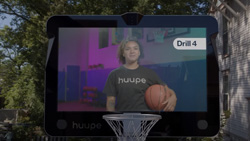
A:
[57,27,207,112]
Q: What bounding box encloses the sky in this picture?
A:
[0,14,13,29]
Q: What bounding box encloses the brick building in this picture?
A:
[209,0,250,140]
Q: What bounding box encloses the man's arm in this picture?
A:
[106,96,116,111]
[163,85,177,111]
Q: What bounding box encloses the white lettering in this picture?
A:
[72,121,102,130]
[118,77,123,84]
[118,77,146,84]
[141,78,146,83]
[129,78,135,83]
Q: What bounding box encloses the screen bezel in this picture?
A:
[45,15,219,137]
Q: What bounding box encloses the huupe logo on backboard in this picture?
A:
[72,121,102,130]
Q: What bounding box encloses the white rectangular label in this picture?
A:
[173,38,206,50]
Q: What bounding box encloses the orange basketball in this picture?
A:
[145,84,170,111]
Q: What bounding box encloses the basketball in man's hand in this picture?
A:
[145,84,170,111]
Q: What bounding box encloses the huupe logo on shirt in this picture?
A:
[118,77,146,84]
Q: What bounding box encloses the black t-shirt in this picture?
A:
[103,65,164,111]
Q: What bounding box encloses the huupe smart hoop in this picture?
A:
[45,13,219,137]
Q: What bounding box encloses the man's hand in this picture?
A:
[162,85,177,111]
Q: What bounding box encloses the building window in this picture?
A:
[222,14,229,57]
[222,70,230,111]
[99,28,109,49]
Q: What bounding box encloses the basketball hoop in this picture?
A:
[103,113,161,141]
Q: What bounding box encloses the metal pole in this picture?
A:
[233,0,247,11]
[208,0,231,22]
[219,0,239,18]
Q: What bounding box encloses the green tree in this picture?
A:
[0,25,25,97]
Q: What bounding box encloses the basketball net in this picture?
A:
[103,113,161,141]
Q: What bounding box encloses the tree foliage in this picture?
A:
[0,0,210,139]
